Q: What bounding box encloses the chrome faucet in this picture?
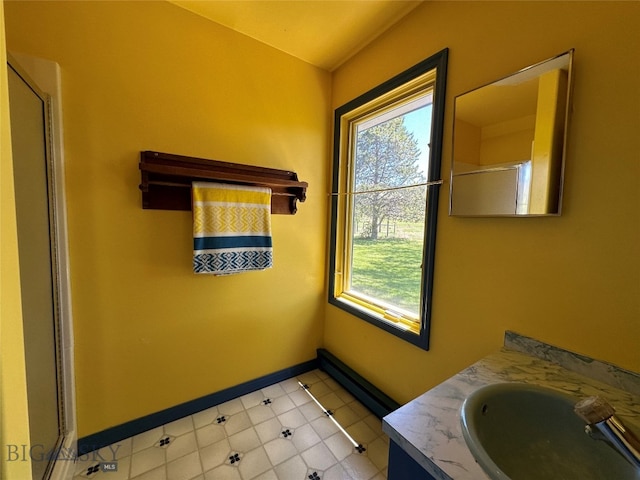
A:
[574,396,640,469]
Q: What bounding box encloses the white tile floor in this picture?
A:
[73,370,389,480]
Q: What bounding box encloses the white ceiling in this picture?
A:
[169,1,424,71]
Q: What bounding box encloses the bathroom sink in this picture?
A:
[460,383,640,480]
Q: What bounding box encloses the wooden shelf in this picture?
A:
[139,151,308,214]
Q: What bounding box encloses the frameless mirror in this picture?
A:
[450,50,573,216]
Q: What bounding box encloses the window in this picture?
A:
[328,49,448,350]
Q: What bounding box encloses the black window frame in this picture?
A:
[328,48,448,351]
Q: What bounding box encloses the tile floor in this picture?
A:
[73,370,389,480]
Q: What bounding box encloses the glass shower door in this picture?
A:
[8,62,63,480]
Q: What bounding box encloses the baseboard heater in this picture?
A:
[317,348,400,418]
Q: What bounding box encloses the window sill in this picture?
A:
[329,295,430,351]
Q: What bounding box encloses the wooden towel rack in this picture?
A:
[139,151,308,214]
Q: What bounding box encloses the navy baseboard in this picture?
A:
[316,348,400,418]
[78,349,401,455]
[78,359,318,455]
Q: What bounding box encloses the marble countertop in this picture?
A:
[382,332,640,480]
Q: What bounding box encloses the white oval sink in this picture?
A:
[460,383,640,480]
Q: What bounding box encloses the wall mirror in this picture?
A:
[450,50,574,216]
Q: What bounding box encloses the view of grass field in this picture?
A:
[350,222,425,314]
[344,106,431,318]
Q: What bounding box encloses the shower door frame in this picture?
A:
[8,52,77,480]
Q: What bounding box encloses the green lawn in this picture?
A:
[351,236,423,314]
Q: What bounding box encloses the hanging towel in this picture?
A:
[192,181,273,275]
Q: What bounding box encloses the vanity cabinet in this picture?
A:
[388,441,437,480]
[382,332,640,480]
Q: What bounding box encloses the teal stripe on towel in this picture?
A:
[194,235,273,251]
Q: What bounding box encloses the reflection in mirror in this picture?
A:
[450,50,573,216]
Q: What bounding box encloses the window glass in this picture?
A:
[349,95,432,318]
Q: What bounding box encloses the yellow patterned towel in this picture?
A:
[192,182,273,275]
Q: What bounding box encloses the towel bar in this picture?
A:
[139,151,308,214]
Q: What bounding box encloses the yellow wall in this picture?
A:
[531,69,568,213]
[452,119,481,166]
[328,1,640,404]
[4,0,330,437]
[479,121,534,167]
[454,116,535,168]
[0,0,33,476]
